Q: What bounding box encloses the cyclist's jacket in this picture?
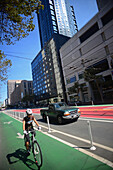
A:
[23,115,35,131]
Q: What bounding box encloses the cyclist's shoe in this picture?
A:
[29,145,31,150]
[38,126,41,130]
[27,150,30,156]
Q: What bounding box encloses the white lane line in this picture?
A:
[4,112,113,152]
[103,107,113,110]
[43,132,113,168]
[4,112,113,168]
[54,129,113,152]
[40,124,113,152]
[79,118,113,123]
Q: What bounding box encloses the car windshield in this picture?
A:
[55,102,67,108]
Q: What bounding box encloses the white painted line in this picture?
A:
[40,124,113,153]
[17,133,24,139]
[79,118,113,123]
[43,132,113,168]
[4,112,113,152]
[103,107,113,110]
[4,112,113,168]
[4,121,13,124]
[53,129,113,152]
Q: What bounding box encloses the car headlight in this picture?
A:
[64,111,71,116]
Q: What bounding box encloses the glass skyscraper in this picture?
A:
[32,0,78,104]
[38,0,78,48]
[31,34,70,103]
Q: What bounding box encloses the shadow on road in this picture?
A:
[6,148,40,170]
[37,118,78,126]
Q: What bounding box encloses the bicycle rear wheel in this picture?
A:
[33,141,43,167]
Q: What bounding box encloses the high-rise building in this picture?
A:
[32,0,78,104]
[38,0,78,48]
[32,34,69,104]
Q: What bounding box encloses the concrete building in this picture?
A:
[60,0,113,104]
[7,80,33,105]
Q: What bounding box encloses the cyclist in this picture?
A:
[23,108,41,155]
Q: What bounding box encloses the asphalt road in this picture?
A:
[34,114,113,164]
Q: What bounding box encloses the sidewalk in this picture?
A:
[0,112,113,170]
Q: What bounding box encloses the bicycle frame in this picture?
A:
[26,130,37,149]
[24,129,43,167]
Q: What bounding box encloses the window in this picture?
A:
[78,73,84,80]
[24,82,26,88]
[79,23,99,43]
[66,76,76,84]
[70,76,76,83]
[101,8,113,26]
[88,59,109,74]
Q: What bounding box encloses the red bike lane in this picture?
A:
[79,105,113,119]
[14,105,113,119]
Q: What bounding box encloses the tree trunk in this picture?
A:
[95,80,104,102]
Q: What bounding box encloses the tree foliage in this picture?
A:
[21,94,35,103]
[0,0,43,45]
[84,67,104,102]
[84,67,102,82]
[0,0,44,82]
[0,50,12,81]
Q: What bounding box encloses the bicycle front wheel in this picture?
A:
[33,141,43,167]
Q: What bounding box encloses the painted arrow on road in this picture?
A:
[4,121,13,124]
[16,133,24,139]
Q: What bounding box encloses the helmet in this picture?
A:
[26,108,32,115]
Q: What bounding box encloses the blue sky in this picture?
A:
[0,0,98,103]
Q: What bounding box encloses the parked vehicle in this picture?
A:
[40,102,81,124]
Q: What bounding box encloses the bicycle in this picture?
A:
[24,129,43,167]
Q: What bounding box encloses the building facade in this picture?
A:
[60,1,113,104]
[31,34,69,104]
[38,0,78,48]
[7,80,33,105]
[32,0,78,104]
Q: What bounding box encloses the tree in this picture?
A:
[0,50,12,82]
[0,0,44,82]
[21,94,35,106]
[67,82,83,103]
[84,67,104,102]
[0,0,43,45]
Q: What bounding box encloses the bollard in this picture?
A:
[91,100,94,105]
[18,112,20,119]
[87,120,96,150]
[47,115,51,133]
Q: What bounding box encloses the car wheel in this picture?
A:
[57,116,63,124]
[43,114,47,122]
